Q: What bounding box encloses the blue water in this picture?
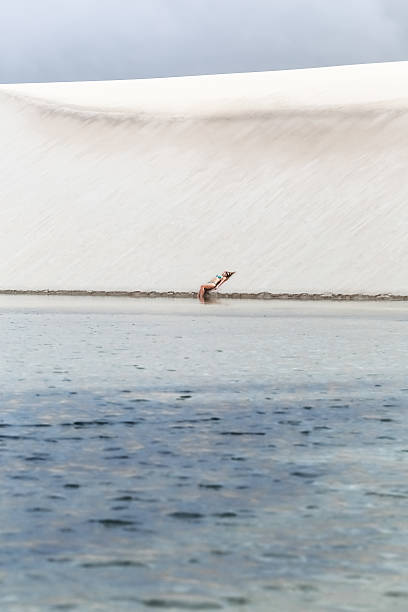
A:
[1,296,408,611]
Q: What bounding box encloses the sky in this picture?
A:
[0,0,407,83]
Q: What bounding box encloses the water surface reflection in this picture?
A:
[1,297,408,611]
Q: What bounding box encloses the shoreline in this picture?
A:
[1,289,407,301]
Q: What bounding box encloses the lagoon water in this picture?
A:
[1,296,408,611]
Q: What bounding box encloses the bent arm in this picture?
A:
[215,275,232,290]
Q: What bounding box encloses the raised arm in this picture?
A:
[215,271,235,290]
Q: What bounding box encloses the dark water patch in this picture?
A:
[199,483,223,490]
[0,434,35,440]
[81,559,146,568]
[212,512,237,518]
[363,416,394,422]
[169,512,204,520]
[291,471,321,479]
[7,423,52,429]
[9,473,39,481]
[113,495,134,501]
[279,420,301,426]
[60,420,111,427]
[64,483,80,489]
[90,519,136,527]
[263,584,284,590]
[224,596,249,605]
[220,431,265,436]
[74,420,111,427]
[211,549,231,556]
[384,591,408,598]
[27,507,52,512]
[176,417,220,424]
[142,598,222,610]
[296,584,318,592]
[106,454,130,460]
[25,454,50,461]
[120,420,141,426]
[365,491,408,499]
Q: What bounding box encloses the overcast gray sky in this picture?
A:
[0,0,407,83]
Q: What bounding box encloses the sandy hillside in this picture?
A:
[1,62,408,295]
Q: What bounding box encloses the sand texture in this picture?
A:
[1,62,408,295]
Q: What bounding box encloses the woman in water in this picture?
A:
[198,271,235,301]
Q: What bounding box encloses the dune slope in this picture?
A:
[1,62,408,295]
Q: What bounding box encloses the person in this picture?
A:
[198,271,235,301]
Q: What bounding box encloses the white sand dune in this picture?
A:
[1,62,408,295]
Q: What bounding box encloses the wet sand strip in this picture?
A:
[0,289,407,301]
